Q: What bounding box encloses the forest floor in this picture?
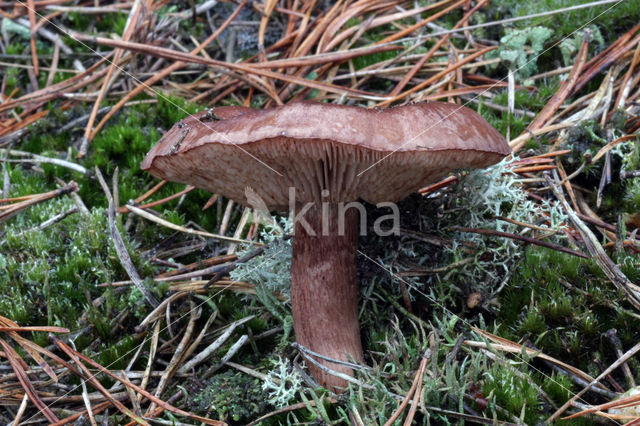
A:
[1,0,640,424]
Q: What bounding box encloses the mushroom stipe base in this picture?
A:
[291,205,363,391]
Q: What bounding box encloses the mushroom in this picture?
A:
[141,101,510,390]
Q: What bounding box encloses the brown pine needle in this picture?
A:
[27,0,39,76]
[50,335,226,425]
[0,181,78,224]
[0,339,59,423]
[78,0,143,158]
[384,351,430,426]
[418,175,458,195]
[512,164,557,174]
[119,185,195,213]
[525,30,590,133]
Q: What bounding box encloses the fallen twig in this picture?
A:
[95,168,159,308]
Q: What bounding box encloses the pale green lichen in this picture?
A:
[559,26,604,67]
[490,26,552,83]
[368,157,571,305]
[440,157,568,294]
[455,156,568,233]
[230,217,294,343]
[262,356,304,408]
[230,217,293,299]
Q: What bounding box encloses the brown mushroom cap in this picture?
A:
[141,101,510,210]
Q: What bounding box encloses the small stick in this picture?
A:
[556,160,579,211]
[179,311,217,371]
[509,122,574,152]
[69,341,98,426]
[146,301,200,414]
[613,39,640,110]
[605,329,636,387]
[0,181,78,223]
[1,148,90,175]
[112,167,119,216]
[591,358,625,393]
[95,168,159,307]
[453,226,588,258]
[493,216,561,234]
[133,180,166,204]
[620,170,640,180]
[592,134,637,162]
[137,319,160,406]
[45,35,60,87]
[296,345,373,390]
[177,315,255,374]
[512,165,556,174]
[529,149,572,159]
[292,342,371,371]
[227,206,251,254]
[596,150,612,208]
[202,193,218,210]
[9,393,29,426]
[202,334,249,378]
[120,372,142,417]
[156,253,237,278]
[126,203,255,245]
[218,199,234,235]
[137,292,187,331]
[551,340,640,422]
[13,206,78,236]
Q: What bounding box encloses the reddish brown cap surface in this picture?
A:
[142,102,510,210]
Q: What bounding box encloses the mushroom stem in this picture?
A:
[291,204,363,391]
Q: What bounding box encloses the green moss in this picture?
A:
[497,247,640,381]
[475,97,530,137]
[483,364,541,423]
[191,371,269,423]
[518,309,548,335]
[623,179,640,213]
[66,11,91,32]
[95,12,128,35]
[1,141,160,331]
[9,95,213,236]
[96,334,138,370]
[155,95,203,128]
[352,50,398,70]
[542,372,572,404]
